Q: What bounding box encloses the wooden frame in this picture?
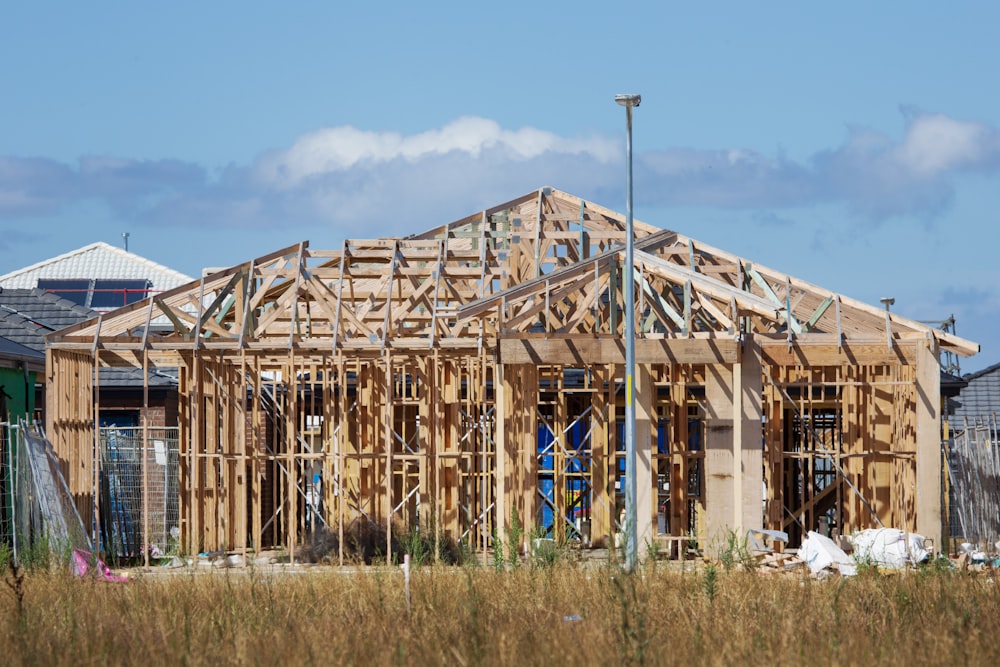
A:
[45,187,978,560]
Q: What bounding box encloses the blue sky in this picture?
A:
[2,2,999,370]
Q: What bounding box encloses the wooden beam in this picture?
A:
[635,363,654,554]
[500,336,739,366]
[736,337,764,533]
[760,337,917,366]
[704,362,735,551]
[915,336,942,547]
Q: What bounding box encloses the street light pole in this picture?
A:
[615,93,641,571]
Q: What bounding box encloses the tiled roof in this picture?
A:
[0,334,45,368]
[962,360,1000,382]
[952,362,1000,424]
[0,241,192,292]
[0,288,94,351]
[940,370,968,398]
[99,366,178,388]
[0,289,176,387]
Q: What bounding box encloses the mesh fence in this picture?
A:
[1,421,45,562]
[23,424,91,555]
[2,420,91,563]
[947,418,1000,549]
[99,427,180,559]
[1,421,29,558]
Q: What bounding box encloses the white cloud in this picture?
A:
[1,110,999,235]
[637,110,1000,220]
[894,113,989,175]
[252,116,619,189]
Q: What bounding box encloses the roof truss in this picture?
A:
[47,187,978,358]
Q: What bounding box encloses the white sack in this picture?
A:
[799,531,856,576]
[851,528,928,569]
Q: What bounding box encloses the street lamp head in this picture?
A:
[615,93,641,108]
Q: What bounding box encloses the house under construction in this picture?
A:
[44,188,979,561]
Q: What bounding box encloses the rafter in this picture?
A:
[43,188,978,358]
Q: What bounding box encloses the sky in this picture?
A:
[2,2,999,371]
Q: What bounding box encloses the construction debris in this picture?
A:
[800,531,857,576]
[851,528,929,569]
[70,548,128,582]
[756,551,806,574]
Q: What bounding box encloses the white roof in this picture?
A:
[0,242,193,292]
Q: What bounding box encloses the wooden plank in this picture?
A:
[591,365,610,544]
[142,350,150,567]
[500,336,739,365]
[635,363,654,551]
[703,363,735,552]
[760,338,917,366]
[494,360,507,547]
[737,338,764,533]
[383,349,393,564]
[915,337,942,546]
[457,229,676,321]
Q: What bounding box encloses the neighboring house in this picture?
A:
[0,241,192,311]
[1,335,45,553]
[951,361,1000,428]
[0,334,44,423]
[0,240,192,427]
[1,243,190,559]
[0,288,93,416]
[0,334,45,552]
[941,370,970,428]
[0,288,178,427]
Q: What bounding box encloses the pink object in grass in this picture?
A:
[71,548,129,582]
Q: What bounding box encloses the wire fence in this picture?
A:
[1,420,31,559]
[99,426,180,559]
[2,420,91,563]
[9,418,996,560]
[947,415,1000,550]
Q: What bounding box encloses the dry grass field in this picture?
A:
[3,555,1000,666]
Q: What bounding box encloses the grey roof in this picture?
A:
[941,370,968,397]
[99,366,178,388]
[0,289,176,387]
[952,361,1000,425]
[0,288,94,351]
[0,334,45,369]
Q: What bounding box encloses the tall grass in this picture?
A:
[2,559,1000,665]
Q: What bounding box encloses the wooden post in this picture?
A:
[238,352,248,558]
[704,362,735,552]
[92,352,101,551]
[670,364,689,550]
[915,337,942,548]
[417,354,434,556]
[384,349,393,565]
[251,355,263,557]
[521,364,538,548]
[635,363,654,556]
[336,355,347,566]
[494,361,507,551]
[590,364,610,545]
[142,349,150,567]
[736,336,764,534]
